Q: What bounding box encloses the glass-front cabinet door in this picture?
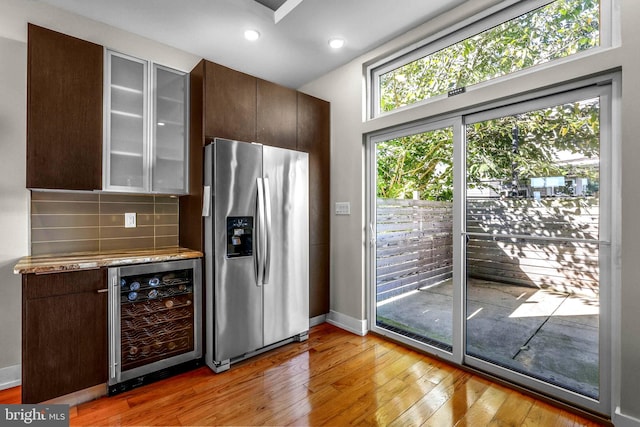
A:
[151,64,189,194]
[104,50,188,194]
[105,51,148,192]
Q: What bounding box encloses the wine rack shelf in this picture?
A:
[119,268,195,371]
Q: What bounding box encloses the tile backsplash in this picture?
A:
[31,191,179,255]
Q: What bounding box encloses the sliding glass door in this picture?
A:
[371,120,460,358]
[368,81,614,414]
[464,89,609,406]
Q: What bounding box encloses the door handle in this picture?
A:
[255,178,265,286]
[109,275,118,381]
[369,223,377,247]
[262,177,272,285]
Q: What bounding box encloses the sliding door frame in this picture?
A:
[366,116,463,364]
[462,83,613,414]
[365,72,620,416]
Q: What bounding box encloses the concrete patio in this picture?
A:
[376,278,599,399]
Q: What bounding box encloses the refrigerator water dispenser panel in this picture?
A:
[227,216,253,257]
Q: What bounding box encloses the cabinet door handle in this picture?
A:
[97,288,109,293]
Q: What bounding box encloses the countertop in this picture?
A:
[14,247,203,274]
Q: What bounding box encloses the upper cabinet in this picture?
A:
[104,50,189,194]
[27,24,103,191]
[27,24,189,195]
[104,52,147,192]
[257,79,297,150]
[153,64,190,193]
[204,61,257,143]
[297,92,330,247]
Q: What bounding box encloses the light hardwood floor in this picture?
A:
[0,323,608,426]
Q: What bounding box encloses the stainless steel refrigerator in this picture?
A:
[203,138,309,373]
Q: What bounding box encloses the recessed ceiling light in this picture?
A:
[244,29,261,41]
[328,38,345,49]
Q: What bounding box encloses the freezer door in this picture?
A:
[262,146,310,345]
[212,139,264,362]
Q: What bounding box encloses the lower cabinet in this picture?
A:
[22,269,108,403]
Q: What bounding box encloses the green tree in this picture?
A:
[375,0,601,201]
[380,0,599,112]
[377,128,453,201]
[376,98,600,201]
[466,98,600,194]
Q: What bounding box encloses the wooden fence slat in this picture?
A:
[377,247,453,270]
[377,258,453,282]
[374,197,601,301]
[466,248,599,268]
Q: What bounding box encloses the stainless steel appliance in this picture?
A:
[204,138,309,373]
[108,259,202,393]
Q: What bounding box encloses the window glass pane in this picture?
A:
[375,127,454,351]
[465,96,601,399]
[378,0,600,113]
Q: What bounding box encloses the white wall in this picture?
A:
[300,0,640,423]
[0,36,28,388]
[0,0,201,388]
[0,0,200,72]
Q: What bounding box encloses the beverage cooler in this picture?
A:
[107,258,202,394]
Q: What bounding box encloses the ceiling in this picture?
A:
[36,0,467,88]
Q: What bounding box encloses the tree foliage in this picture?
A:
[376,128,453,201]
[466,98,600,193]
[379,0,600,112]
[375,0,601,201]
[377,98,600,201]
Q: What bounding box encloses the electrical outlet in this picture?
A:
[125,212,137,228]
[335,202,351,215]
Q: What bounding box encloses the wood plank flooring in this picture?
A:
[0,323,608,426]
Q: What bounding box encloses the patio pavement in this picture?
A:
[376,278,599,398]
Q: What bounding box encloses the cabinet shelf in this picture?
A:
[158,95,184,104]
[156,156,183,162]
[112,110,143,119]
[112,84,143,95]
[156,119,184,127]
[111,150,143,158]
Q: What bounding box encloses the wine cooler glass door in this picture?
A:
[108,258,201,387]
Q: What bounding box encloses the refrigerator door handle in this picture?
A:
[256,178,265,286]
[262,177,272,285]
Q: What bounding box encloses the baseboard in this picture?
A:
[326,310,368,336]
[309,314,326,327]
[45,384,106,407]
[0,364,21,390]
[614,408,640,427]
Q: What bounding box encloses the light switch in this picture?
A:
[335,202,351,215]
[125,212,137,228]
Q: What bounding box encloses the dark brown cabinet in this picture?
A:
[297,93,330,246]
[27,24,103,191]
[180,60,259,252]
[257,79,297,150]
[204,61,257,143]
[297,92,331,316]
[180,59,331,318]
[22,269,107,403]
